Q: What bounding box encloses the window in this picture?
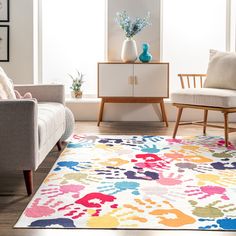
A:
[162,0,227,91]
[42,0,106,95]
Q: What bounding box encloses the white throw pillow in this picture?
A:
[0,67,16,99]
[204,50,236,90]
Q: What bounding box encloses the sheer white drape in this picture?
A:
[42,0,106,95]
[162,0,227,91]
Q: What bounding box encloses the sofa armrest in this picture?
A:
[14,84,65,105]
[0,99,38,171]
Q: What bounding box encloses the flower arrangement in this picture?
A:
[115,11,151,39]
[69,70,85,98]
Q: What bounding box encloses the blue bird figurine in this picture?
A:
[139,43,152,63]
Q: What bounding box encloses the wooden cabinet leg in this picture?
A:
[160,99,168,127]
[173,107,183,138]
[97,99,105,126]
[23,170,33,196]
[224,112,229,147]
[203,110,208,135]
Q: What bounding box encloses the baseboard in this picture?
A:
[66,98,236,122]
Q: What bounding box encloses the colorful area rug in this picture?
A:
[15,135,236,230]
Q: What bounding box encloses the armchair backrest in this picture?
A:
[178,74,207,89]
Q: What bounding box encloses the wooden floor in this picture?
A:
[0,121,236,236]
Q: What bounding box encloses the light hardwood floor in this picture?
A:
[0,121,236,236]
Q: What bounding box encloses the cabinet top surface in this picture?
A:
[98,61,169,65]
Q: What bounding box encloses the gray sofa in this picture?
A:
[0,84,66,195]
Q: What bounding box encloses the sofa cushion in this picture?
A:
[171,88,236,108]
[38,102,65,148]
[0,67,16,99]
[204,50,236,90]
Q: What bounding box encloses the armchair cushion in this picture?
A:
[171,88,236,108]
[204,50,236,90]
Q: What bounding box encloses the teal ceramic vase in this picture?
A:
[139,43,152,63]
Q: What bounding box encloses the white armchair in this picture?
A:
[171,50,236,147]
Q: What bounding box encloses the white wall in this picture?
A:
[0,0,39,84]
[107,0,161,61]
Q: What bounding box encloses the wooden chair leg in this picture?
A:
[97,99,105,126]
[160,99,168,127]
[23,170,33,196]
[203,110,208,135]
[56,140,62,151]
[173,107,183,138]
[224,112,229,147]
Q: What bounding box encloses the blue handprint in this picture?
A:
[125,167,159,180]
[211,162,236,170]
[198,218,236,230]
[54,161,92,172]
[139,144,161,153]
[30,218,76,228]
[67,142,90,148]
[97,181,140,195]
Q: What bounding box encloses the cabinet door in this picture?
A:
[98,64,133,97]
[133,64,169,98]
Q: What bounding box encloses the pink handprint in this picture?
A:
[58,192,117,219]
[132,153,170,171]
[41,184,85,198]
[185,185,230,200]
[158,172,192,186]
[25,198,63,218]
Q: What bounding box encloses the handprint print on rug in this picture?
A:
[124,167,159,180]
[189,200,236,218]
[132,153,170,171]
[149,200,196,227]
[211,162,236,170]
[141,186,185,202]
[40,184,85,198]
[142,136,164,143]
[86,207,147,228]
[73,134,99,143]
[124,198,195,227]
[25,198,63,218]
[185,185,229,200]
[135,144,169,154]
[211,150,236,160]
[175,162,213,173]
[29,218,76,228]
[98,138,123,145]
[98,157,129,167]
[196,172,236,187]
[198,217,236,230]
[60,172,102,185]
[158,172,192,186]
[97,181,140,195]
[58,192,117,219]
[95,166,126,179]
[95,165,159,181]
[54,161,92,172]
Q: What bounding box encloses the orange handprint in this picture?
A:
[149,200,196,227]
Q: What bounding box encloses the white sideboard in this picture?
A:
[97,62,169,126]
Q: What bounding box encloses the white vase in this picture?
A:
[121,38,138,63]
